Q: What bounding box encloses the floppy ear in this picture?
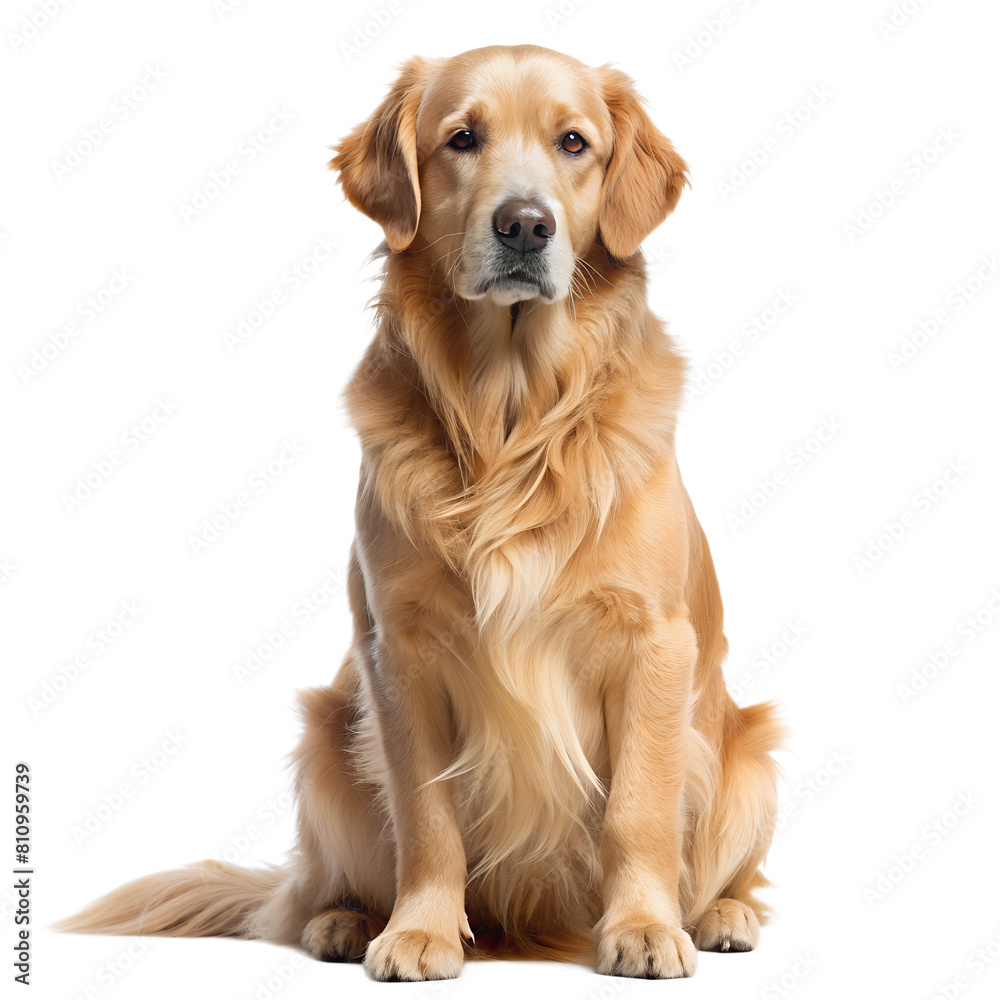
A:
[329,58,428,252]
[598,68,689,260]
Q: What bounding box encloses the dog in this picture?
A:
[59,44,782,981]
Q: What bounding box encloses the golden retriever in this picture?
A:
[59,44,782,981]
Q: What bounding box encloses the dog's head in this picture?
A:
[331,45,687,306]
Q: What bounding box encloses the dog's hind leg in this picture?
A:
[246,659,396,950]
[683,700,782,952]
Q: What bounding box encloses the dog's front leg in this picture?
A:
[362,627,471,982]
[595,609,699,979]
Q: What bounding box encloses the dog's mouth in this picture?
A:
[478,272,551,293]
[475,252,556,303]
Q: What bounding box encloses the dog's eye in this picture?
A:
[560,131,587,154]
[447,130,478,151]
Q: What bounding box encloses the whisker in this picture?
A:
[431,245,464,268]
[420,230,468,251]
[575,256,613,287]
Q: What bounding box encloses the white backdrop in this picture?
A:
[4,1,1000,998]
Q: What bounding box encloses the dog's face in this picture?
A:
[415,49,609,305]
[332,46,688,306]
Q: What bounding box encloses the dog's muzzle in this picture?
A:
[474,199,558,301]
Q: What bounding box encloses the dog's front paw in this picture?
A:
[595,920,696,979]
[364,926,464,981]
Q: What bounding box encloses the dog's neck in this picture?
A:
[365,246,679,479]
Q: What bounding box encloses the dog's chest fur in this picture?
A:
[347,262,687,915]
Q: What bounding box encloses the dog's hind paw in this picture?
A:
[689,898,760,953]
[302,906,386,962]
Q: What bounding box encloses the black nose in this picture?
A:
[493,200,556,253]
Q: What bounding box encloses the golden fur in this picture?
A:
[58,45,782,980]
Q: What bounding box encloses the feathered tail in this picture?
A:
[55,860,595,963]
[54,860,286,938]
